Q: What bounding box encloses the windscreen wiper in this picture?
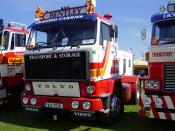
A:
[160,40,175,45]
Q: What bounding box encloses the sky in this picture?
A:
[0,0,171,59]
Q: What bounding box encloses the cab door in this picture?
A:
[97,22,114,79]
[7,33,26,77]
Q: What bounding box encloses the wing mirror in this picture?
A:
[110,25,118,38]
[0,19,4,32]
[61,37,69,46]
[141,27,147,40]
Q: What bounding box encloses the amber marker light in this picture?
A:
[0,55,3,64]
[27,44,35,50]
[35,5,44,20]
[87,0,96,13]
[152,38,159,45]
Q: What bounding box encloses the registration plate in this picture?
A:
[45,103,63,109]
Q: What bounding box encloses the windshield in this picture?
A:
[27,21,96,48]
[153,20,175,44]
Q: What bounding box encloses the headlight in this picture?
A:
[83,102,91,110]
[31,98,37,105]
[86,85,95,94]
[25,84,31,91]
[23,97,29,104]
[144,97,152,105]
[72,101,79,109]
[154,98,163,106]
[145,80,160,89]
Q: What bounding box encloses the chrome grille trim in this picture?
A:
[164,65,175,91]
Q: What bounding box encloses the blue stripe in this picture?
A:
[151,12,175,23]
[29,14,97,28]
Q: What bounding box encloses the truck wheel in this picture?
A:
[100,95,124,124]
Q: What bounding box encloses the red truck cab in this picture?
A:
[139,3,175,120]
[0,19,28,106]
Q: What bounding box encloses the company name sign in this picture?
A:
[29,52,80,60]
[152,52,173,57]
[42,6,87,20]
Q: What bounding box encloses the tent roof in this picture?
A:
[133,59,148,68]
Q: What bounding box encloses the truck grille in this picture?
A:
[164,65,175,91]
[25,51,89,81]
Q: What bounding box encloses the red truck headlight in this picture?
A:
[31,98,37,105]
[145,80,160,89]
[83,102,91,110]
[22,97,29,104]
[72,101,79,109]
[25,83,31,91]
[86,85,95,94]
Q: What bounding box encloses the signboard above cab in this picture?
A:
[42,6,87,20]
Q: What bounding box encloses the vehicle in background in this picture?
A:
[139,2,175,121]
[0,19,28,106]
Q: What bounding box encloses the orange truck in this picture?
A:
[139,2,175,120]
[0,19,28,106]
[21,3,139,123]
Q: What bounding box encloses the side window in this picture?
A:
[129,59,131,68]
[100,22,111,45]
[11,33,26,50]
[155,26,160,39]
[15,34,26,47]
[2,31,10,50]
[11,33,15,50]
[36,31,47,45]
[0,32,2,45]
[123,58,126,74]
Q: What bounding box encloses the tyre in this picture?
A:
[99,95,124,124]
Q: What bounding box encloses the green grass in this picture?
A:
[0,105,175,131]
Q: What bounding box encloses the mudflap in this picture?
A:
[7,84,24,108]
[0,98,7,107]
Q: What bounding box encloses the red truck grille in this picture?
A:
[164,65,175,91]
[0,89,7,99]
[24,51,89,81]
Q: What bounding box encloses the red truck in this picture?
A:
[139,2,175,120]
[21,3,139,123]
[0,19,28,106]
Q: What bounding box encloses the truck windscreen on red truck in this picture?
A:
[153,20,175,44]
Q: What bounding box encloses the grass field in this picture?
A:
[0,105,175,131]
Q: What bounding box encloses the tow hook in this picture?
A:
[53,114,58,120]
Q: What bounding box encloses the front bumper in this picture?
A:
[139,95,175,121]
[21,94,106,120]
[21,94,104,112]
